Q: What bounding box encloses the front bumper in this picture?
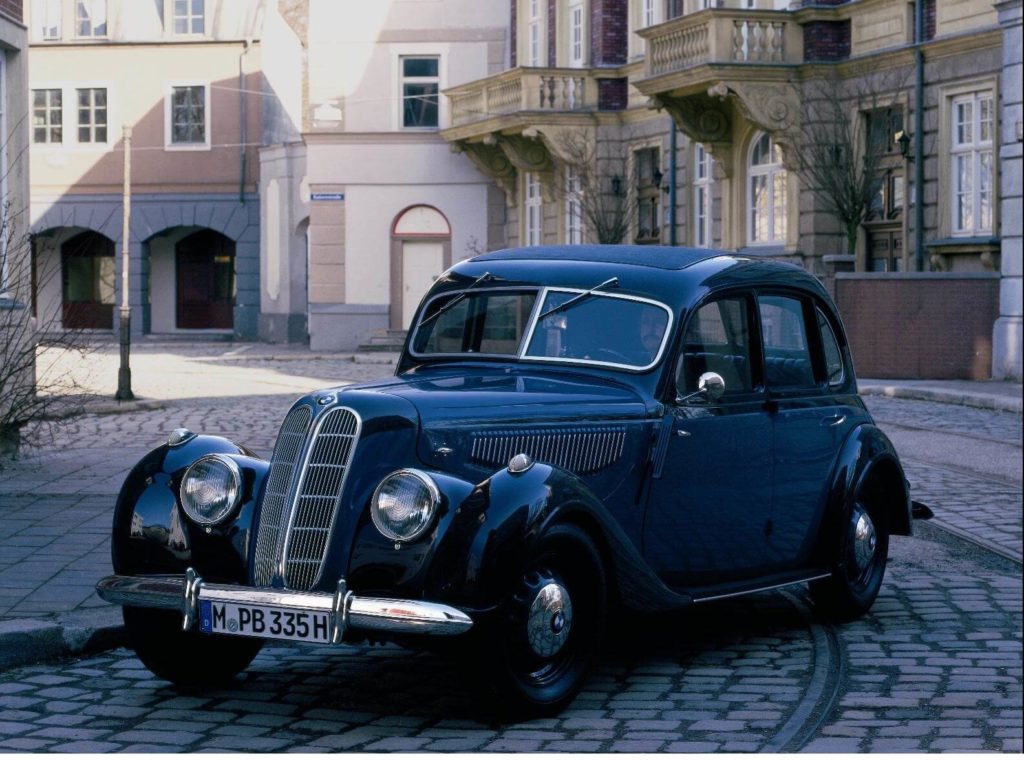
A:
[96,569,473,642]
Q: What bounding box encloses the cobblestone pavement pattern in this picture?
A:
[0,343,1020,751]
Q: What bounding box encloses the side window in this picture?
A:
[676,296,754,398]
[817,308,845,385]
[759,295,815,389]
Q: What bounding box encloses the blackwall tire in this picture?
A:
[478,524,607,718]
[123,606,263,688]
[810,499,889,622]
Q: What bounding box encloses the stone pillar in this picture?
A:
[993,0,1023,380]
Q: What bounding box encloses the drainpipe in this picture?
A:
[239,39,252,204]
[668,119,678,246]
[913,2,925,271]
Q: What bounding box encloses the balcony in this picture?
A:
[637,8,803,92]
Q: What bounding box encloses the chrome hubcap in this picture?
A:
[526,582,573,657]
[851,505,877,573]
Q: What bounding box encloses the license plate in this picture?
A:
[199,600,332,643]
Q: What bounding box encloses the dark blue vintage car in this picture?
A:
[97,245,913,715]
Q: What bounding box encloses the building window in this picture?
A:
[174,0,205,35]
[32,89,63,144]
[525,172,542,246]
[77,88,107,144]
[32,0,62,40]
[569,0,585,67]
[951,91,994,235]
[565,167,583,244]
[401,56,440,129]
[75,0,106,37]
[527,0,542,66]
[748,132,787,245]
[694,144,714,247]
[643,0,661,27]
[167,84,208,147]
[635,146,661,243]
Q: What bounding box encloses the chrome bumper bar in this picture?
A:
[96,569,473,642]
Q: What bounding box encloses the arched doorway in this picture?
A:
[175,229,235,329]
[390,205,451,329]
[61,231,116,329]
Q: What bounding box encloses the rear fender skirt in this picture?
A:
[111,435,267,582]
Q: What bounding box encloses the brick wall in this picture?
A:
[835,275,1000,380]
[510,0,517,67]
[804,20,850,62]
[548,0,556,66]
[0,0,22,23]
[598,78,628,110]
[591,0,627,67]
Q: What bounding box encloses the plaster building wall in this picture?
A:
[27,0,267,338]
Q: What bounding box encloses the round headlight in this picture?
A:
[371,469,440,542]
[179,454,243,526]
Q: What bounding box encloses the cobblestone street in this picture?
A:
[0,343,1020,752]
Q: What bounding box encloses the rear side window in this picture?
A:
[677,296,754,397]
[817,308,845,385]
[758,295,815,389]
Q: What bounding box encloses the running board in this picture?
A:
[691,572,832,604]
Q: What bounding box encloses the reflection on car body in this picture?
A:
[97,245,915,716]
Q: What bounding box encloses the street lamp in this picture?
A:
[116,125,134,401]
[895,129,911,160]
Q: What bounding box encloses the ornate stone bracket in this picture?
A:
[726,81,802,171]
[451,139,517,205]
[497,131,557,201]
[652,93,734,177]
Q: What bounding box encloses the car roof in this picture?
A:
[470,245,725,271]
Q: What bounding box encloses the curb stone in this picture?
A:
[0,618,126,672]
[859,383,1022,413]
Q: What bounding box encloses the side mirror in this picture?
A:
[676,371,726,405]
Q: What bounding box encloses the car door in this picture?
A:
[643,293,774,588]
[757,293,860,568]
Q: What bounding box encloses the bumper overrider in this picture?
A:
[96,568,474,643]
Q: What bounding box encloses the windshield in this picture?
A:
[410,287,672,370]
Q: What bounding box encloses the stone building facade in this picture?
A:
[442,0,1020,380]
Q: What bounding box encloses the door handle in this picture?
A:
[676,429,692,437]
[822,414,847,427]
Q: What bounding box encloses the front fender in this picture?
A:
[347,462,690,614]
[814,423,912,565]
[111,434,268,582]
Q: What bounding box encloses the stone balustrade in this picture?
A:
[448,68,598,127]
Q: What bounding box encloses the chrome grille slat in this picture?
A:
[469,426,626,475]
[282,407,360,590]
[253,406,313,586]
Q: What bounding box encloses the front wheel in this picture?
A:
[475,524,607,717]
[124,606,263,688]
[810,499,889,621]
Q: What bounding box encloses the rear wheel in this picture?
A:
[124,606,263,688]
[476,524,607,717]
[810,499,889,621]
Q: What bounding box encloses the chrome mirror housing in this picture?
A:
[676,371,726,405]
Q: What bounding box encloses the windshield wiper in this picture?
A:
[537,277,619,321]
[418,271,498,327]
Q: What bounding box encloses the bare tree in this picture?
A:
[553,129,638,245]
[798,67,910,257]
[0,203,92,458]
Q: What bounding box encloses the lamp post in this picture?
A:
[115,125,134,401]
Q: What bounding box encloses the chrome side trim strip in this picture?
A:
[96,573,474,638]
[691,573,832,604]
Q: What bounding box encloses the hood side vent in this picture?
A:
[470,426,626,475]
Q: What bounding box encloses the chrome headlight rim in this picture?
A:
[178,453,243,527]
[370,468,441,543]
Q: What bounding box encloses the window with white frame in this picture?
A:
[528,0,542,66]
[77,88,107,144]
[525,172,543,246]
[635,146,661,243]
[565,167,583,244]
[694,143,714,247]
[748,132,787,245]
[174,0,205,35]
[400,56,440,129]
[168,84,208,146]
[32,0,61,41]
[75,0,107,37]
[643,0,660,28]
[951,90,994,235]
[569,0,585,67]
[32,89,62,144]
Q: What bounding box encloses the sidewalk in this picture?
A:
[0,342,1020,671]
